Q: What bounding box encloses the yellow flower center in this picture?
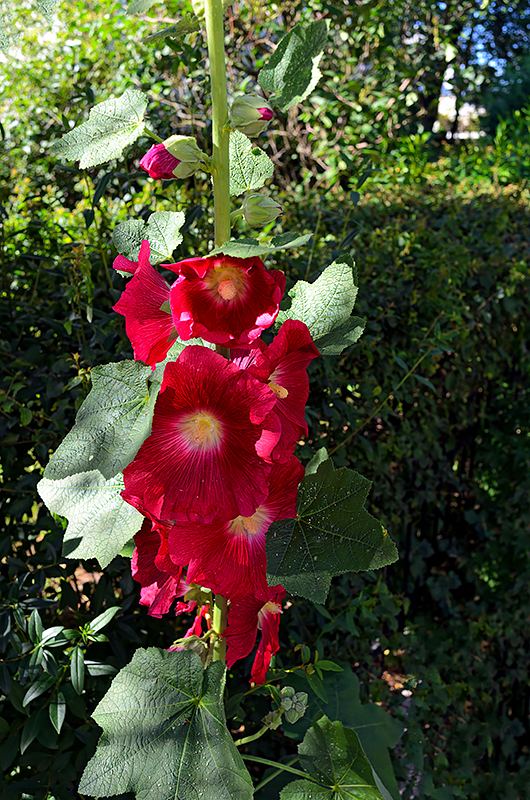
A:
[268,381,288,399]
[228,506,270,538]
[178,411,223,449]
[203,265,248,303]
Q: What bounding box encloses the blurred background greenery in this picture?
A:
[0,1,529,798]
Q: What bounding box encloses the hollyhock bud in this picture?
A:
[242,194,282,228]
[140,135,208,180]
[230,94,274,137]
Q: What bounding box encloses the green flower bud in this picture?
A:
[230,94,274,137]
[242,193,282,228]
[164,135,208,179]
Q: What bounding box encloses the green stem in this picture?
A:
[204,0,231,246]
[234,724,269,747]
[144,127,164,143]
[254,757,301,793]
[241,755,315,782]
[211,594,228,662]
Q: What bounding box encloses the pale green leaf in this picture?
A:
[113,210,186,264]
[49,691,66,734]
[266,459,397,603]
[143,18,200,42]
[50,89,148,169]
[281,716,385,800]
[258,20,328,111]
[127,0,160,12]
[34,0,59,20]
[210,232,311,259]
[229,130,274,196]
[314,316,366,355]
[79,649,253,800]
[44,361,158,481]
[38,471,143,568]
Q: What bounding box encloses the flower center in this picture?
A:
[203,265,248,304]
[228,506,271,539]
[258,600,282,628]
[217,279,238,301]
[178,411,223,449]
[268,381,288,399]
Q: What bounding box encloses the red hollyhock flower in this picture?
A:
[167,456,304,598]
[140,142,182,179]
[225,586,286,684]
[233,319,320,459]
[131,519,188,618]
[167,254,285,347]
[112,240,177,366]
[122,346,277,523]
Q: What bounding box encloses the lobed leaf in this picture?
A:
[266,459,397,603]
[210,232,312,259]
[229,130,274,196]
[113,210,186,264]
[79,648,253,800]
[38,471,144,569]
[44,360,158,481]
[258,20,328,111]
[50,89,148,169]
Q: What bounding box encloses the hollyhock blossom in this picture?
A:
[233,319,320,459]
[225,586,286,684]
[167,456,304,598]
[131,519,188,618]
[112,240,177,366]
[122,346,277,524]
[167,254,285,347]
[140,135,207,180]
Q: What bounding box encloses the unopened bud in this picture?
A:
[242,193,282,227]
[140,135,208,180]
[230,94,274,137]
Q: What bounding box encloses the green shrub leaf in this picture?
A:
[210,232,312,258]
[71,646,85,695]
[113,210,186,264]
[280,715,387,800]
[50,89,148,169]
[79,648,253,800]
[44,361,158,481]
[229,130,274,196]
[37,471,143,568]
[266,459,397,603]
[49,691,66,734]
[258,20,328,111]
[276,254,364,354]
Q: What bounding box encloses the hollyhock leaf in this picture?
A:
[79,649,253,800]
[276,254,365,351]
[44,361,158,481]
[50,89,148,169]
[258,20,328,111]
[127,0,160,12]
[229,130,274,196]
[266,460,397,603]
[286,667,403,800]
[280,716,387,800]
[211,232,312,258]
[314,316,366,355]
[305,447,328,476]
[37,471,143,568]
[113,211,186,264]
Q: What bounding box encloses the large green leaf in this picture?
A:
[113,210,186,264]
[127,0,161,13]
[229,130,274,196]
[50,89,148,169]
[287,667,402,800]
[210,232,312,259]
[44,361,158,481]
[266,459,397,602]
[79,649,253,800]
[276,254,364,354]
[37,471,143,568]
[258,20,328,111]
[280,716,386,800]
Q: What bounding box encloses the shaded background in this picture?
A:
[0,1,529,797]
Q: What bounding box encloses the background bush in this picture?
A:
[1,2,529,798]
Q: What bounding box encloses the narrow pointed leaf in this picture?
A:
[20,708,46,755]
[22,674,55,707]
[44,361,158,481]
[266,460,397,603]
[71,646,85,695]
[50,89,148,169]
[229,130,274,196]
[79,648,253,800]
[28,609,43,643]
[49,690,66,734]
[258,20,328,111]
[38,471,143,568]
[113,210,186,264]
[88,606,120,634]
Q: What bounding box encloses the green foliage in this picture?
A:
[229,130,274,196]
[80,649,253,800]
[50,89,148,168]
[258,20,328,112]
[266,458,397,602]
[280,716,388,800]
[276,255,365,355]
[211,232,312,258]
[113,211,186,264]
